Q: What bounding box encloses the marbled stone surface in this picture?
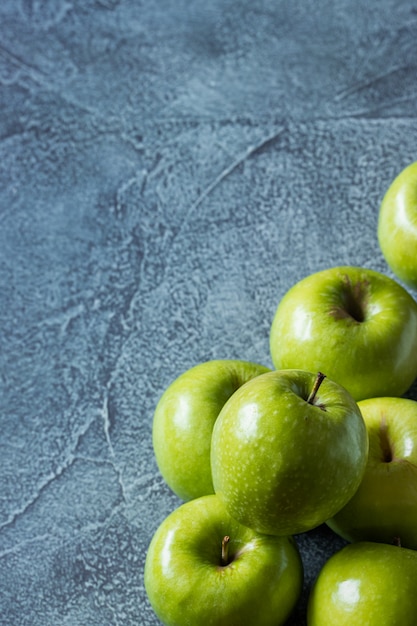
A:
[1,1,417,624]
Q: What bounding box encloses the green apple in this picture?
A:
[211,369,368,536]
[378,161,417,290]
[269,265,417,401]
[307,541,417,625]
[327,396,417,549]
[152,359,270,501]
[144,494,303,626]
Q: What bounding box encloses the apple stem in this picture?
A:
[393,536,402,547]
[221,535,230,566]
[307,372,326,405]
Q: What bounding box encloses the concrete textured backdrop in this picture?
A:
[1,1,417,624]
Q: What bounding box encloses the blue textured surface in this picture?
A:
[1,2,417,624]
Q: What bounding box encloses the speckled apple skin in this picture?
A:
[211,369,368,536]
[378,161,417,290]
[327,396,417,549]
[307,542,417,625]
[144,494,303,626]
[270,266,417,401]
[153,359,270,501]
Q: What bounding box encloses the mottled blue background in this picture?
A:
[1,1,417,624]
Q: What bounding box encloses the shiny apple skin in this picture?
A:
[211,369,368,536]
[152,359,270,501]
[327,396,417,549]
[144,494,303,626]
[378,161,417,290]
[269,266,417,401]
[307,542,417,625]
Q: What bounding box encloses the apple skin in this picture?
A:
[327,396,417,549]
[269,265,417,401]
[152,359,270,501]
[144,494,303,626]
[307,541,417,625]
[378,161,417,290]
[211,369,368,536]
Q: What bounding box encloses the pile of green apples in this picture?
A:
[144,162,417,625]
